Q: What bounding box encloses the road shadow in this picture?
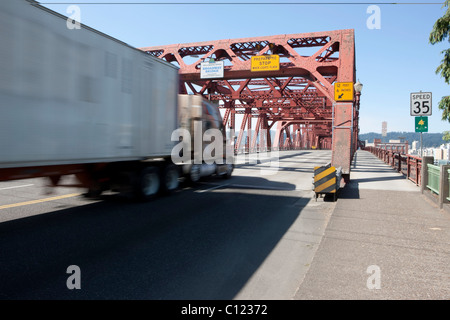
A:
[234,151,313,168]
[337,181,360,200]
[197,175,297,191]
[0,177,307,300]
[350,174,408,184]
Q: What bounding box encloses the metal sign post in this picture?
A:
[421,132,423,158]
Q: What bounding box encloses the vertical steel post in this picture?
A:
[330,29,356,181]
[420,132,423,158]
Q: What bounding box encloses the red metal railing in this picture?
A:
[364,146,422,186]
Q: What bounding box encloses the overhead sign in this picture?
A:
[251,55,279,72]
[410,92,432,116]
[334,82,354,101]
[200,60,224,79]
[415,116,428,133]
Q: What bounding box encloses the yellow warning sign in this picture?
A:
[251,55,280,72]
[334,82,354,101]
[313,166,337,194]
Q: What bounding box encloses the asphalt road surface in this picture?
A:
[0,150,336,300]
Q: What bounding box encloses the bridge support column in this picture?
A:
[273,121,282,150]
[332,102,354,182]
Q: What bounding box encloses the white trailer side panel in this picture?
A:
[0,0,179,169]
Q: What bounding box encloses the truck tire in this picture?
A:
[84,187,103,199]
[135,167,160,200]
[222,164,234,179]
[188,164,201,183]
[160,164,180,195]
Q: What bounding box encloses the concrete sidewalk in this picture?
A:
[295,150,450,300]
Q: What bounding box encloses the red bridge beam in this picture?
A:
[140,29,358,178]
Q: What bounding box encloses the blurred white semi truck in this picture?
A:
[0,0,233,200]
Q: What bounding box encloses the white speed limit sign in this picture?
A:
[410,92,432,116]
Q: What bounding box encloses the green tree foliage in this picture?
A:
[443,130,450,141]
[429,0,450,122]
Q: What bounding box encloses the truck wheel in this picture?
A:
[160,164,180,194]
[135,167,160,200]
[222,164,234,179]
[188,164,201,183]
[85,187,103,199]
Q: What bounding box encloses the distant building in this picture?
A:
[381,121,387,137]
[365,139,375,147]
[416,143,450,162]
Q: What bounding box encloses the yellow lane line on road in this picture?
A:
[0,193,82,210]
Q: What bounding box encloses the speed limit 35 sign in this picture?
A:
[410,92,432,116]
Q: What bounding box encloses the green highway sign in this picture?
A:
[415,116,428,133]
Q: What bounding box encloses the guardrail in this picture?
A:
[364,146,450,209]
[424,163,450,209]
[364,146,422,186]
[448,168,450,202]
[427,164,440,194]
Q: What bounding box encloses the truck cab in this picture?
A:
[176,94,234,183]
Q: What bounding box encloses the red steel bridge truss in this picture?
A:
[140,29,360,177]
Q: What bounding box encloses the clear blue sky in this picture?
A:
[41,0,450,134]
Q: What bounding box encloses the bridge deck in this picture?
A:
[296,150,450,299]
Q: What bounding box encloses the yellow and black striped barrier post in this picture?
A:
[313,164,342,201]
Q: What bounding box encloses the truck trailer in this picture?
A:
[0,0,233,200]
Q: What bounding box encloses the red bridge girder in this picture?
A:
[140,29,359,178]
